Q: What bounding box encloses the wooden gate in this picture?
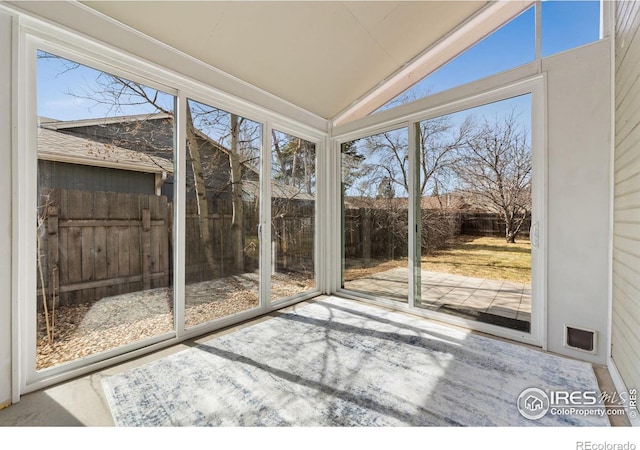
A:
[38,188,172,307]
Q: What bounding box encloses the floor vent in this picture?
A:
[565,325,597,354]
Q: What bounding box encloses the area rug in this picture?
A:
[101,296,609,426]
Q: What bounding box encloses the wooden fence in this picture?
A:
[38,188,172,308]
[37,189,312,309]
[344,208,530,260]
[37,189,527,308]
[184,197,261,283]
[271,200,315,273]
[185,198,314,281]
[344,208,461,259]
[460,212,531,238]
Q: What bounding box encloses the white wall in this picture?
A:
[544,40,612,364]
[0,9,13,408]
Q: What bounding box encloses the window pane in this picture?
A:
[376,7,535,112]
[541,0,601,57]
[184,99,262,328]
[416,95,532,332]
[341,128,409,303]
[36,51,175,370]
[271,130,316,301]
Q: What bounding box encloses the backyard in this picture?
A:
[344,235,531,284]
[36,271,314,370]
[343,235,532,329]
[37,235,529,370]
[421,235,531,284]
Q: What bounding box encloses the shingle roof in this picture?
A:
[38,114,314,201]
[37,127,173,174]
[41,112,173,131]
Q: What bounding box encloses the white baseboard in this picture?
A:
[607,356,640,426]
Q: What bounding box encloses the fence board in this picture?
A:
[106,226,120,297]
[81,227,95,303]
[94,226,108,299]
[38,189,174,308]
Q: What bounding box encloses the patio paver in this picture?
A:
[344,267,531,329]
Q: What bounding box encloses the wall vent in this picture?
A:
[565,325,597,354]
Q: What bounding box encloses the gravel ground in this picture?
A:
[36,272,314,370]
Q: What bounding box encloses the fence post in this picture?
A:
[47,205,59,309]
[361,207,371,262]
[142,208,151,290]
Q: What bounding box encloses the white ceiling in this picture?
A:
[81,1,490,120]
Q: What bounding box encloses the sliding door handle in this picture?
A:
[530,221,539,248]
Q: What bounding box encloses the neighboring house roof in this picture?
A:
[37,126,174,175]
[344,193,479,211]
[38,114,314,201]
[243,179,315,203]
[41,112,173,131]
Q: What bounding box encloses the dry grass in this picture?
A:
[343,235,531,284]
[422,235,531,283]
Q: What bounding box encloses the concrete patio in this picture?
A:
[344,267,531,327]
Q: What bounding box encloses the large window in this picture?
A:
[31,46,321,381]
[36,51,176,370]
[336,81,542,345]
[376,1,601,113]
[31,43,324,381]
[376,6,535,112]
[416,95,533,332]
[183,100,263,328]
[541,0,601,57]
[341,128,409,303]
[271,130,316,301]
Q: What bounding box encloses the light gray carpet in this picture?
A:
[102,296,609,426]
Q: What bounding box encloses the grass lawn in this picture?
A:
[422,235,531,284]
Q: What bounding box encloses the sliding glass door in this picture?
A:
[36,50,176,370]
[340,128,410,303]
[270,130,317,302]
[415,95,534,333]
[336,84,543,345]
[183,100,263,328]
[30,45,320,382]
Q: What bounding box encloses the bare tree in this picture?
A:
[229,113,244,272]
[417,115,471,196]
[272,131,316,195]
[44,47,261,275]
[361,115,467,199]
[456,109,532,243]
[188,103,261,274]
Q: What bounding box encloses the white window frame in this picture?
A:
[335,0,609,127]
[331,73,547,349]
[13,13,326,397]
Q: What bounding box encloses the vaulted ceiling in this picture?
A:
[80,1,494,120]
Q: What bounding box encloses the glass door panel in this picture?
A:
[184,99,262,328]
[416,95,533,332]
[270,130,316,301]
[340,128,409,303]
[36,50,176,370]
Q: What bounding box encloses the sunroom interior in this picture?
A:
[0,0,639,428]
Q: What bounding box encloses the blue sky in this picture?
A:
[37,1,602,122]
[381,0,601,109]
[37,52,173,121]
